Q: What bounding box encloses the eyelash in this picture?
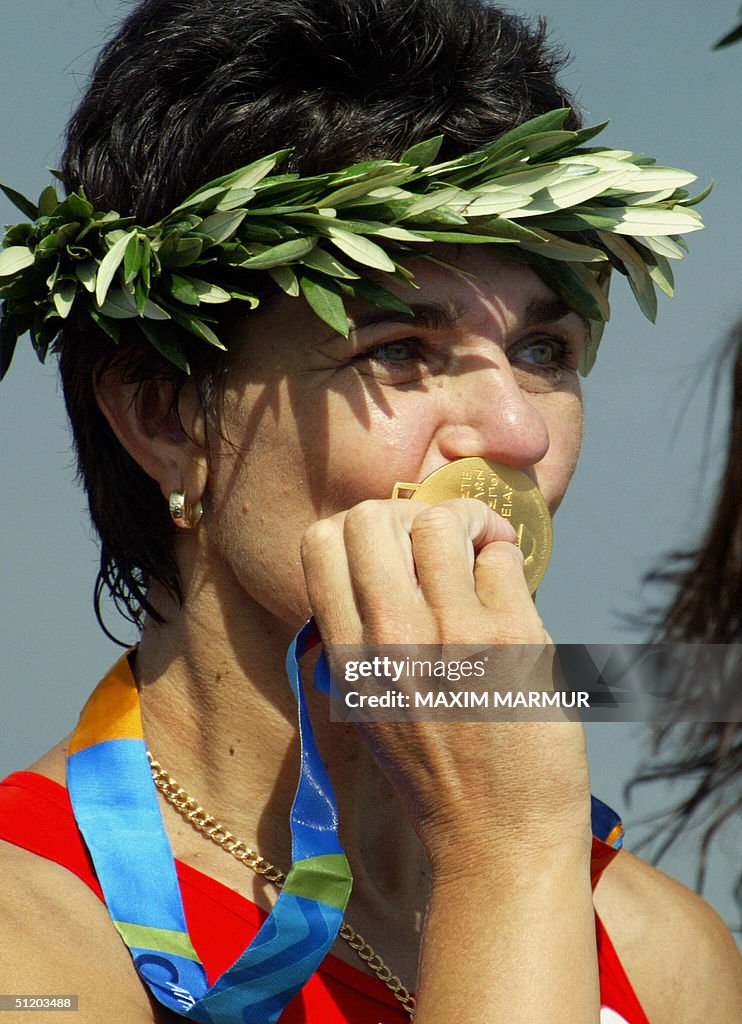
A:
[511,335,575,374]
[353,334,575,376]
[356,339,423,367]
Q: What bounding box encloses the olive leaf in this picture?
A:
[0,314,19,380]
[299,275,349,336]
[95,232,136,306]
[400,136,444,167]
[139,320,190,373]
[198,210,248,246]
[0,184,39,220]
[268,265,300,297]
[325,226,396,272]
[0,246,35,277]
[239,236,316,269]
[301,247,360,279]
[52,280,78,319]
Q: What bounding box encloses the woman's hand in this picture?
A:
[300,498,592,872]
[301,498,599,1023]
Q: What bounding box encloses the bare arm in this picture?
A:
[416,838,598,1023]
[302,499,602,1023]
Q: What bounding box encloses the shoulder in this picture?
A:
[0,756,165,1024]
[594,848,742,1024]
[0,840,160,1022]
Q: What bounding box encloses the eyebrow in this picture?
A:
[350,301,461,333]
[351,295,588,339]
[523,297,590,339]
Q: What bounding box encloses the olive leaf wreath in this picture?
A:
[0,108,708,380]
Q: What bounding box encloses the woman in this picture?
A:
[0,1,739,1022]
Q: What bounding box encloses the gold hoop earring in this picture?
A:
[169,491,203,529]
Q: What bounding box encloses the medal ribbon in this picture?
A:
[66,620,351,1024]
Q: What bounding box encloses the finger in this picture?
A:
[341,500,432,636]
[436,498,519,551]
[473,540,542,629]
[300,515,363,644]
[410,499,518,612]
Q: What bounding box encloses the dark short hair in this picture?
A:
[58,0,580,634]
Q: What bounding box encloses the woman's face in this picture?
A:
[204,251,586,629]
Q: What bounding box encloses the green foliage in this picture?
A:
[0,109,708,379]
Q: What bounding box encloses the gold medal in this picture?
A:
[391,458,552,593]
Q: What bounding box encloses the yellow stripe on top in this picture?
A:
[68,651,142,754]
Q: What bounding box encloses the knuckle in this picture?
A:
[344,499,385,535]
[300,518,340,560]
[440,497,492,521]
[411,504,459,533]
[478,540,525,568]
[362,610,409,644]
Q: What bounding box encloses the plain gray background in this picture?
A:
[1,0,740,938]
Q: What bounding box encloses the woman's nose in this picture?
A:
[434,364,550,469]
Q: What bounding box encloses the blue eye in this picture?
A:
[364,340,418,363]
[350,337,430,384]
[517,338,565,366]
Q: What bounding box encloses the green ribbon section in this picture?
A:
[113,920,202,963]
[281,853,352,911]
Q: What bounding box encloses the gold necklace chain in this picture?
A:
[147,752,416,1017]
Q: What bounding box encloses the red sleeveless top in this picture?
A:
[0,771,649,1023]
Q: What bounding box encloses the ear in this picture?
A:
[94,372,208,507]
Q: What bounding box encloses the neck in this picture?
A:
[133,566,428,915]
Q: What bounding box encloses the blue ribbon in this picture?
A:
[67,621,352,1024]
